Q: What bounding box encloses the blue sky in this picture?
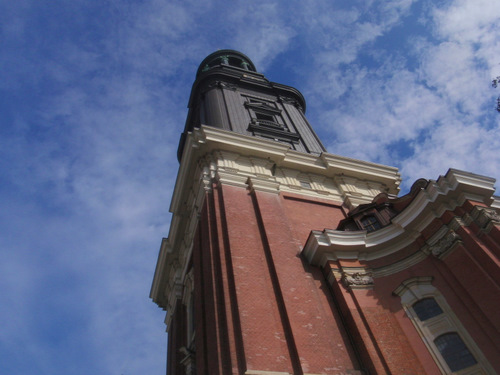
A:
[1,0,499,374]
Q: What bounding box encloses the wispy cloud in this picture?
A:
[281,0,500,189]
[1,0,498,374]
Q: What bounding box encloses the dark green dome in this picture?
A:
[196,50,256,77]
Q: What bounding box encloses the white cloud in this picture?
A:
[401,120,500,183]
[417,41,487,115]
[220,2,297,71]
[432,0,500,44]
[298,0,500,190]
[1,1,499,374]
[280,0,417,107]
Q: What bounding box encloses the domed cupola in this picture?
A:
[196,49,257,77]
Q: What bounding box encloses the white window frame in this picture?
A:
[394,277,494,375]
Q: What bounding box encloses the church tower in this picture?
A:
[151,50,500,374]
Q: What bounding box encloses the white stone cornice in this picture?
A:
[444,169,496,191]
[197,126,401,195]
[321,153,401,194]
[282,150,327,170]
[200,125,291,160]
[302,168,498,269]
[248,176,281,194]
[154,126,436,314]
[150,237,170,308]
[392,188,436,229]
[438,170,497,205]
[216,170,249,188]
[491,195,500,209]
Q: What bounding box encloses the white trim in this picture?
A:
[152,126,402,308]
[302,169,497,267]
[394,278,495,375]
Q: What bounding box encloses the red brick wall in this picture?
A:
[363,200,500,374]
[186,185,500,374]
[251,189,359,374]
[167,303,187,375]
[281,192,346,246]
[190,184,363,374]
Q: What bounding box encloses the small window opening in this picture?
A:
[361,215,381,232]
[434,333,477,372]
[255,112,275,122]
[413,298,443,321]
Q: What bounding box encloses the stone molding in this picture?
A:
[372,222,463,278]
[181,269,194,306]
[188,126,401,193]
[152,128,499,324]
[392,276,434,300]
[151,126,400,313]
[393,278,496,375]
[164,279,183,328]
[302,169,498,272]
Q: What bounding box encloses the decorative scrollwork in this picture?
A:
[341,272,374,288]
[474,207,500,228]
[430,230,461,257]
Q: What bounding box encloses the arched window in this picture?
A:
[412,297,443,321]
[394,277,494,374]
[434,333,477,372]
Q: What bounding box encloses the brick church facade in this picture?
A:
[150,50,500,374]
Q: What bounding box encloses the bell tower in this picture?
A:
[149,50,500,374]
[177,50,326,162]
[151,50,405,374]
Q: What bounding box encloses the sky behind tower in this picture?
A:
[1,0,499,374]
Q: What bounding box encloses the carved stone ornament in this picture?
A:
[201,165,212,192]
[341,272,374,289]
[200,160,217,192]
[207,80,238,91]
[475,207,500,228]
[179,346,196,375]
[430,230,461,257]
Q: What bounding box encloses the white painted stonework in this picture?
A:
[150,125,402,323]
[302,168,499,276]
